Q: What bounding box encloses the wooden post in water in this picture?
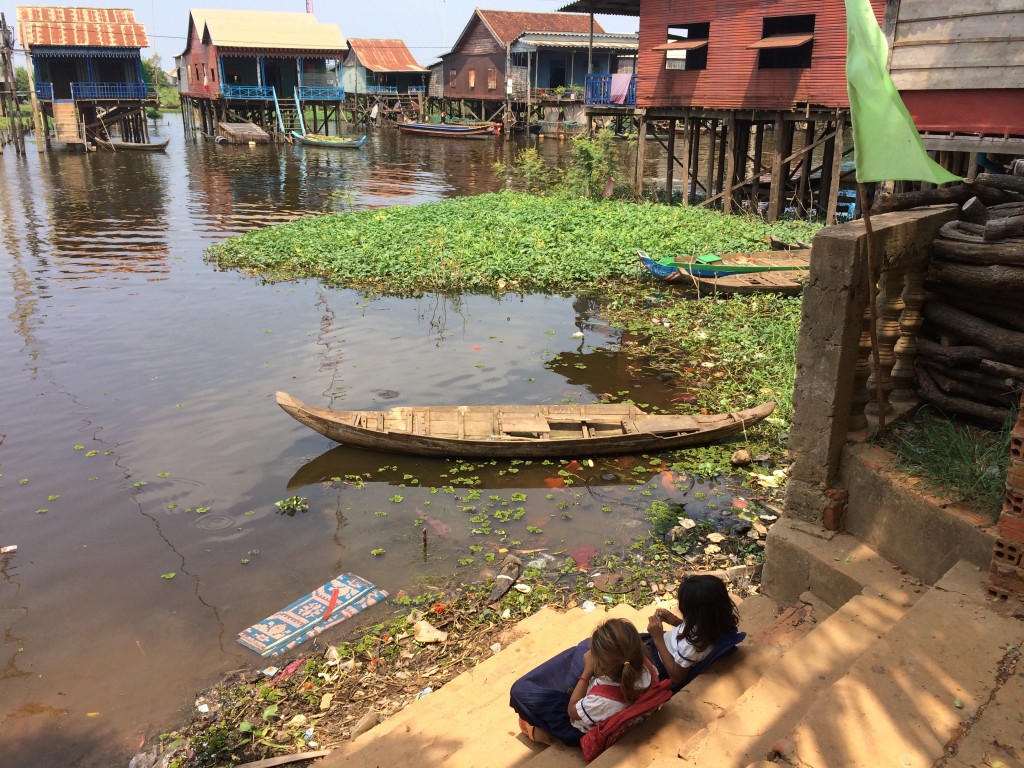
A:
[679,114,691,206]
[23,49,45,153]
[635,110,647,200]
[688,118,700,203]
[724,112,737,214]
[767,113,794,222]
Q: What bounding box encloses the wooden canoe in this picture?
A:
[691,271,806,296]
[276,391,774,458]
[397,122,496,138]
[290,131,367,148]
[638,249,810,280]
[95,137,169,152]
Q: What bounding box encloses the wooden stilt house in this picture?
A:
[16,6,157,149]
[342,39,428,124]
[437,9,629,129]
[177,9,347,142]
[564,0,1024,220]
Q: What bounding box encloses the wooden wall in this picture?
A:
[889,0,1024,134]
[444,16,505,101]
[637,0,885,110]
[181,19,219,100]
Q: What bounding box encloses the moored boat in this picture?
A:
[94,137,170,152]
[397,121,496,138]
[638,249,810,281]
[276,391,774,458]
[290,131,368,148]
[690,271,806,296]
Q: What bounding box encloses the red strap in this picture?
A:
[587,683,625,702]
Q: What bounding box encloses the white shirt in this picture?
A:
[664,625,712,669]
[570,668,653,733]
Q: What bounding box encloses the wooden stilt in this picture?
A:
[716,118,728,204]
[665,117,676,204]
[795,120,814,215]
[688,118,700,202]
[680,115,691,206]
[768,114,794,222]
[724,112,737,214]
[705,119,717,202]
[635,111,648,199]
[825,112,846,223]
[751,122,764,209]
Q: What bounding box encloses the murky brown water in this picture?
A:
[0,115,744,767]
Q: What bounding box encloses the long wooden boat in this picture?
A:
[638,249,810,281]
[276,391,774,458]
[95,137,169,152]
[397,122,496,138]
[290,131,367,148]
[691,271,806,296]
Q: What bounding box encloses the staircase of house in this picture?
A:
[51,101,82,143]
[315,520,1023,768]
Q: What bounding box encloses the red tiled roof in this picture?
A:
[17,6,148,49]
[348,38,426,73]
[476,9,604,47]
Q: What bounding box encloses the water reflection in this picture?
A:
[0,114,740,768]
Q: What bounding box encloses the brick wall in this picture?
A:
[989,395,1024,601]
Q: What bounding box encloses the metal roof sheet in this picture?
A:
[746,33,814,50]
[558,0,640,16]
[347,38,426,73]
[474,9,604,47]
[16,6,148,49]
[652,39,710,51]
[189,8,346,52]
[515,31,638,50]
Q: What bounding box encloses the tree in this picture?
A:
[142,53,169,88]
[15,66,28,93]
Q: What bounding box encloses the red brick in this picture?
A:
[1003,490,1024,521]
[988,567,1024,595]
[998,511,1024,542]
[993,538,1023,567]
[1007,464,1024,493]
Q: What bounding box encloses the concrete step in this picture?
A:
[318,602,649,768]
[677,589,911,767]
[780,561,1024,768]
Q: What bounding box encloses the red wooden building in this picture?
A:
[564,0,1024,221]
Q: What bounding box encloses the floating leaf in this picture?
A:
[156,472,170,478]
[953,698,964,709]
[47,495,60,502]
[73,445,85,451]
[161,572,176,579]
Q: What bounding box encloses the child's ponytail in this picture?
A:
[590,618,647,703]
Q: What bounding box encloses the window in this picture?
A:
[468,69,476,89]
[449,69,457,88]
[752,15,815,69]
[487,68,496,90]
[657,22,710,71]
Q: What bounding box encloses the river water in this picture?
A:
[0,115,736,766]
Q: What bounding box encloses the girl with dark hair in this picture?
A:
[511,618,657,746]
[646,574,740,686]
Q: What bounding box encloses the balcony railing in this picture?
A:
[221,84,274,100]
[365,85,398,94]
[408,85,426,94]
[71,82,149,100]
[35,82,54,100]
[584,73,637,108]
[297,85,344,101]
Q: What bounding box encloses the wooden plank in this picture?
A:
[890,40,1024,69]
[895,13,1024,44]
[891,65,1024,89]
[499,413,549,434]
[896,0,1024,22]
[922,134,1024,153]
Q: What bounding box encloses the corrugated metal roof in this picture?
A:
[515,31,638,51]
[16,6,149,49]
[475,9,604,47]
[347,38,426,73]
[558,0,640,16]
[189,8,346,52]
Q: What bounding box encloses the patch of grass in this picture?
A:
[879,406,1014,518]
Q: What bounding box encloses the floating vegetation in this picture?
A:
[274,496,309,516]
[206,191,820,296]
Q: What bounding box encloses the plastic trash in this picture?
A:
[417,686,433,699]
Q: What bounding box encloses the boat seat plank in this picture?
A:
[499,413,550,435]
[629,415,700,434]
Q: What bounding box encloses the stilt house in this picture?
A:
[437,9,620,125]
[886,1,1024,172]
[16,6,156,148]
[564,0,1024,220]
[343,39,427,95]
[177,9,347,142]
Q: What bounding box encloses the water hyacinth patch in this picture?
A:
[206,191,819,296]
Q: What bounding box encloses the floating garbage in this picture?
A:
[0,545,16,554]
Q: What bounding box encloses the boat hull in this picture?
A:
[276,392,774,458]
[638,249,810,280]
[290,131,367,148]
[397,122,495,138]
[95,137,169,152]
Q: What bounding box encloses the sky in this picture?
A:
[1,1,637,66]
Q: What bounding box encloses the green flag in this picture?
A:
[845,0,961,184]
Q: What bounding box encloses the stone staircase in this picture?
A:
[317,523,1023,768]
[51,101,82,143]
